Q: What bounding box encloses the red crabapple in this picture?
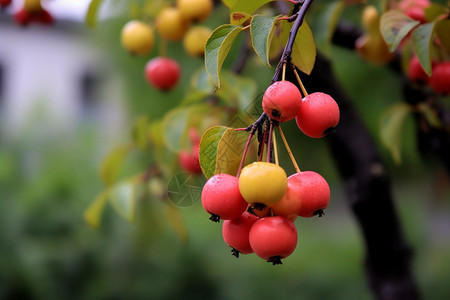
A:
[14,8,31,26]
[295,92,340,138]
[0,0,12,9]
[408,55,429,84]
[201,173,248,222]
[398,0,430,23]
[14,0,53,26]
[294,171,330,218]
[262,81,302,122]
[429,62,450,94]
[249,216,298,264]
[222,211,258,257]
[270,173,308,220]
[179,145,202,174]
[144,57,181,91]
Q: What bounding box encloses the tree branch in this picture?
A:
[271,0,314,83]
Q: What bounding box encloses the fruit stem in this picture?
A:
[277,125,301,173]
[160,38,167,57]
[266,120,274,163]
[272,129,279,166]
[293,67,308,97]
[282,63,286,81]
[236,130,255,177]
[258,127,267,162]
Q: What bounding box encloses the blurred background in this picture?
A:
[0,0,449,299]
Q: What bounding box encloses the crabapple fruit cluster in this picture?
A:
[201,161,331,265]
[119,0,213,91]
[355,5,394,65]
[262,80,340,138]
[408,56,450,95]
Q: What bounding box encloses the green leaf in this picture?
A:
[379,103,413,164]
[205,24,243,89]
[366,0,389,12]
[291,21,316,75]
[190,68,215,94]
[418,103,442,128]
[100,144,132,186]
[424,3,450,22]
[132,116,150,150]
[215,127,249,175]
[436,19,450,54]
[163,104,210,153]
[269,19,291,61]
[251,15,281,66]
[229,0,273,14]
[380,10,420,52]
[412,21,437,76]
[221,0,237,8]
[199,126,228,179]
[219,71,258,114]
[84,190,109,228]
[180,90,210,106]
[85,0,104,28]
[313,0,345,55]
[109,182,138,222]
[230,12,252,26]
[199,126,249,179]
[148,120,165,148]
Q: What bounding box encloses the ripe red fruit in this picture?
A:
[0,0,12,9]
[249,216,298,264]
[429,62,450,94]
[295,92,340,138]
[262,81,302,122]
[144,57,181,91]
[399,0,430,23]
[408,55,429,84]
[188,127,201,146]
[179,145,202,174]
[270,173,306,220]
[294,171,330,218]
[14,8,32,26]
[201,173,248,222]
[13,6,53,26]
[35,8,53,24]
[222,211,258,257]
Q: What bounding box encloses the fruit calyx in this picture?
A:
[267,255,283,265]
[209,213,220,222]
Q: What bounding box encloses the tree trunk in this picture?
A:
[300,53,422,300]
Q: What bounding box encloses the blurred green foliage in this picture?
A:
[1,1,449,300]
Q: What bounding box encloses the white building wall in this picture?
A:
[0,16,128,143]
